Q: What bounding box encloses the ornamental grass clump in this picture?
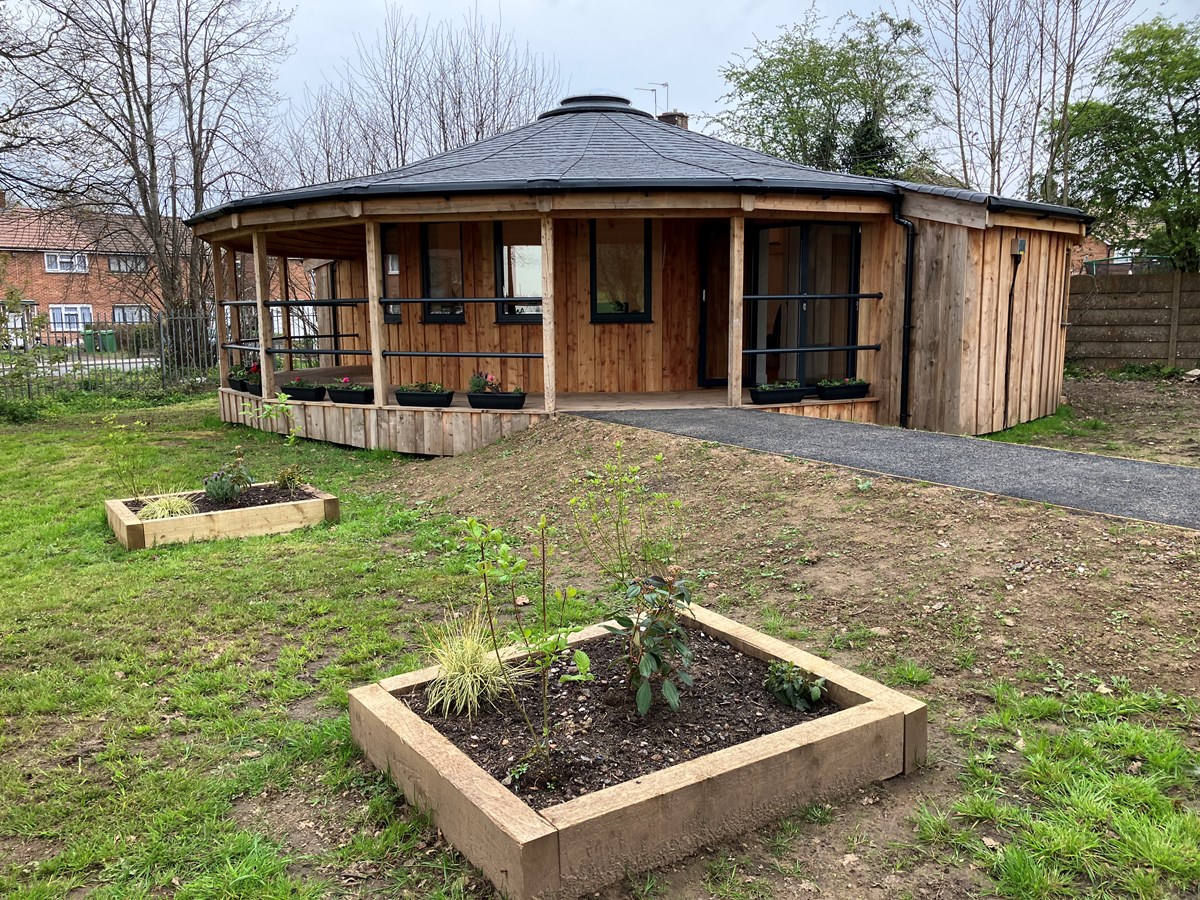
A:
[425,608,518,719]
[137,493,198,520]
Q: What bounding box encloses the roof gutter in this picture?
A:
[892,194,917,429]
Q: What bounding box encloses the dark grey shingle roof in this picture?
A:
[188,94,1088,224]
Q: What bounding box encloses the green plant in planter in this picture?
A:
[203,446,252,502]
[468,371,523,394]
[816,377,868,387]
[395,381,446,393]
[460,515,588,760]
[570,441,693,715]
[764,661,827,711]
[274,463,305,491]
[757,380,806,391]
[326,376,371,391]
[137,493,199,520]
[228,362,248,379]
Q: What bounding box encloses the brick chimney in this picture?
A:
[657,110,689,130]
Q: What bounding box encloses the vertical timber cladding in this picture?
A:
[904,217,1075,435]
[856,218,904,427]
[325,218,705,394]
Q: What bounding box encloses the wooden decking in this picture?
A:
[219,388,879,456]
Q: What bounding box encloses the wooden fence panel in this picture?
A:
[1067,272,1200,368]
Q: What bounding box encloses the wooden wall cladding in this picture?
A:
[332,219,705,394]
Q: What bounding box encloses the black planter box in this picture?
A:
[815,383,870,401]
[246,381,263,397]
[327,387,375,405]
[227,377,247,392]
[281,384,327,402]
[749,386,811,405]
[395,390,454,407]
[467,391,527,410]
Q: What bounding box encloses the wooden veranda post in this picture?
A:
[727,215,745,407]
[365,222,388,405]
[279,257,293,375]
[251,231,276,398]
[540,215,557,416]
[213,243,231,386]
[224,247,242,367]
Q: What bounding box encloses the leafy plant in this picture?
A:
[395,381,446,393]
[606,575,694,715]
[284,376,321,389]
[764,660,827,711]
[755,380,806,390]
[817,376,868,387]
[570,442,694,715]
[228,362,248,379]
[327,376,371,391]
[275,463,305,491]
[425,607,519,719]
[102,413,151,498]
[468,371,522,394]
[239,392,299,445]
[461,515,587,759]
[203,446,252,502]
[137,493,199,520]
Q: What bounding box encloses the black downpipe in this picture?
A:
[892,197,917,428]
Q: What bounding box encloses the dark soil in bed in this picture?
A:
[407,624,840,811]
[127,484,314,515]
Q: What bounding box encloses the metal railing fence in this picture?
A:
[0,314,219,401]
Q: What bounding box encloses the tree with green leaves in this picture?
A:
[1067,17,1200,271]
[711,11,935,179]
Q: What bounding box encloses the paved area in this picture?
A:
[578,408,1200,531]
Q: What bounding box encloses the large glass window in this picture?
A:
[381,224,403,323]
[495,220,542,323]
[421,222,465,323]
[44,252,88,273]
[590,218,651,323]
[49,303,93,331]
[750,223,859,386]
[113,304,151,323]
[108,255,149,274]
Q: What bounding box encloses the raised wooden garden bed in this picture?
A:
[105,484,339,550]
[349,605,926,900]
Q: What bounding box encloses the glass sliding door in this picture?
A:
[748,222,860,386]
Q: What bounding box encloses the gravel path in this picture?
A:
[578,408,1200,531]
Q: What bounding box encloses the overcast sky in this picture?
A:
[277,0,1193,131]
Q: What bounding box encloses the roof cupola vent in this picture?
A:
[538,92,654,120]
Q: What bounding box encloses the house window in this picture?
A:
[590,218,651,323]
[381,224,403,324]
[495,221,542,323]
[421,222,465,323]
[44,252,88,273]
[113,305,151,324]
[49,304,93,331]
[108,255,149,274]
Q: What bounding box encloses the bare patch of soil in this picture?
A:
[408,626,837,810]
[1054,376,1200,465]
[382,413,1200,898]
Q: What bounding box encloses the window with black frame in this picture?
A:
[591,218,651,323]
[421,223,465,323]
[750,223,860,386]
[381,224,403,323]
[495,221,543,322]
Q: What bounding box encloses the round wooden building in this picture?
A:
[188,92,1089,456]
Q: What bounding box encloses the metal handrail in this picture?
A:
[743,292,884,302]
[742,343,881,356]
[382,350,543,359]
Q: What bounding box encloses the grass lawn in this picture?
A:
[2,396,1198,899]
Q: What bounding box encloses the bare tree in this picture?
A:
[280,3,560,183]
[17,0,292,314]
[910,0,1134,200]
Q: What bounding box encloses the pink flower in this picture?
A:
[342,377,351,384]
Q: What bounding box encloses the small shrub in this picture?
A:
[425,608,523,719]
[137,493,199,520]
[275,463,304,491]
[605,574,693,715]
[203,446,252,503]
[764,660,828,711]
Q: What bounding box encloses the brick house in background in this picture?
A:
[1070,234,1111,275]
[0,194,161,338]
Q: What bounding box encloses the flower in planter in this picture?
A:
[816,377,868,387]
[228,363,248,379]
[285,377,322,389]
[468,370,523,394]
